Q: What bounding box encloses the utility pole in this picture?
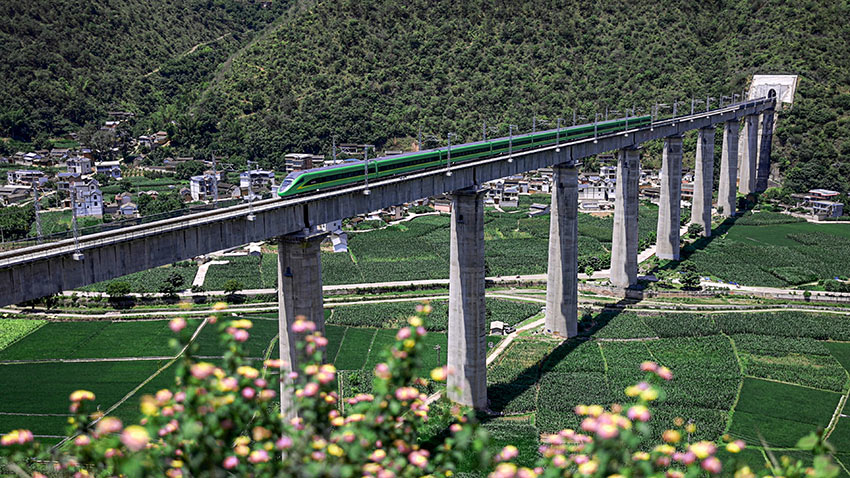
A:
[482,121,487,142]
[211,154,219,206]
[32,183,42,242]
[418,124,422,152]
[332,136,337,164]
[70,186,83,261]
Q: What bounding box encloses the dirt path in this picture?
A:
[143,34,229,77]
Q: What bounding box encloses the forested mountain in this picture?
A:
[190,0,850,193]
[0,0,290,142]
[2,0,849,193]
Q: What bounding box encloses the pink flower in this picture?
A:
[292,319,315,333]
[408,450,428,468]
[169,318,187,333]
[223,456,239,469]
[120,425,150,452]
[276,436,293,450]
[248,449,270,464]
[657,366,673,381]
[640,361,658,372]
[73,435,91,446]
[232,329,249,342]
[596,423,619,439]
[702,457,722,474]
[627,405,651,422]
[302,382,319,397]
[241,387,256,400]
[374,363,391,379]
[95,417,123,436]
[497,445,519,461]
[190,362,216,380]
[396,327,412,340]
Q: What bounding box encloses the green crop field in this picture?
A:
[481,309,850,462]
[674,212,850,287]
[3,307,849,457]
[203,202,659,289]
[80,262,198,293]
[0,318,44,351]
[326,297,540,332]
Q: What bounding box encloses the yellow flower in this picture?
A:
[640,388,659,401]
[430,367,448,382]
[662,429,681,444]
[625,385,641,397]
[408,316,423,327]
[328,444,344,457]
[213,302,228,311]
[632,452,650,461]
[403,339,415,350]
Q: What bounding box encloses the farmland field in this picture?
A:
[80,262,198,293]
[673,212,850,287]
[0,318,44,351]
[3,305,849,463]
[203,201,660,288]
[483,309,850,465]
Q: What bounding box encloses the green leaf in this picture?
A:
[795,432,819,450]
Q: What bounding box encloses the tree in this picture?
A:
[681,270,701,290]
[105,281,131,302]
[584,265,595,278]
[687,223,704,238]
[175,160,206,180]
[159,270,186,297]
[223,279,244,297]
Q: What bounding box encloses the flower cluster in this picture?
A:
[0,304,843,478]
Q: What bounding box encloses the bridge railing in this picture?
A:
[0,195,272,252]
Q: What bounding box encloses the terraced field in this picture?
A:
[485,310,850,473]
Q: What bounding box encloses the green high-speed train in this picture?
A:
[277,115,651,198]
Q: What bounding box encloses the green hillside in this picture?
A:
[191,0,850,192]
[2,0,849,194]
[0,0,290,142]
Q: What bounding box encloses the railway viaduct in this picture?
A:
[0,97,776,413]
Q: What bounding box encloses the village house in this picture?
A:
[6,170,47,187]
[56,172,84,192]
[0,185,31,206]
[284,153,324,174]
[95,160,122,179]
[190,174,218,201]
[239,169,275,191]
[70,179,103,217]
[67,156,93,175]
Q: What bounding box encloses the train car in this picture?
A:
[278,115,651,198]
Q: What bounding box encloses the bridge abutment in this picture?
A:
[756,109,775,192]
[656,135,683,260]
[718,121,740,217]
[276,230,327,417]
[447,187,488,410]
[738,114,759,195]
[691,127,715,237]
[610,147,640,289]
[545,162,578,338]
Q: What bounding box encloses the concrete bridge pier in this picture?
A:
[276,230,327,417]
[756,109,775,192]
[545,162,578,338]
[691,127,715,236]
[718,121,740,217]
[656,135,683,260]
[738,114,759,195]
[447,187,488,410]
[610,147,640,289]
